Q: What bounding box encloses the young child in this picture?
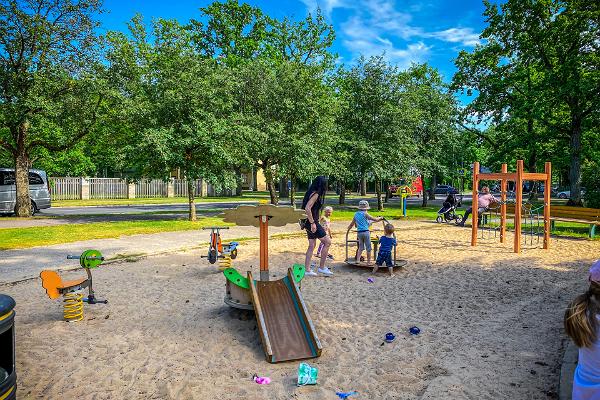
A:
[346,200,383,265]
[372,224,397,276]
[316,206,333,259]
[564,260,600,400]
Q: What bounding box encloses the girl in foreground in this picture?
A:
[564,260,600,400]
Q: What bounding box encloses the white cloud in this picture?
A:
[299,0,347,18]
[298,0,480,66]
[429,27,480,47]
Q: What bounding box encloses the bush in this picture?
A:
[582,161,600,208]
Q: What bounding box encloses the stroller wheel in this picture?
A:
[436,215,443,223]
[454,214,464,225]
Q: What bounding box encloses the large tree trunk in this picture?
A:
[187,178,196,221]
[252,167,258,191]
[339,181,346,205]
[429,175,436,200]
[568,116,583,206]
[289,177,296,207]
[14,123,31,217]
[263,165,278,205]
[375,176,383,211]
[421,175,428,207]
[360,174,367,196]
[279,177,289,199]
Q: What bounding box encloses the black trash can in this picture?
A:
[0,294,16,400]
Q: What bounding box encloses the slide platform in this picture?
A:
[248,267,322,363]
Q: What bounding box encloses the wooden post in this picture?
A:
[471,162,479,247]
[500,163,507,243]
[259,214,269,281]
[544,162,551,250]
[514,160,524,253]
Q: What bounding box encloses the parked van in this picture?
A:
[0,168,51,214]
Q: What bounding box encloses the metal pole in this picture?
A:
[259,215,269,281]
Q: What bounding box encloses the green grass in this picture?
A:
[329,204,440,222]
[52,195,265,207]
[0,217,231,250]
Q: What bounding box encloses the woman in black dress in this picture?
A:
[301,176,333,276]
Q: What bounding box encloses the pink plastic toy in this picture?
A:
[253,375,271,385]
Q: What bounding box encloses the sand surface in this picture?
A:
[3,220,599,399]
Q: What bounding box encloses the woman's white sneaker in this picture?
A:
[318,267,334,276]
[305,270,318,276]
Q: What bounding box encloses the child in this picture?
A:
[564,260,600,400]
[346,200,383,265]
[373,224,397,276]
[316,206,333,259]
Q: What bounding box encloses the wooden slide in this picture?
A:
[248,268,322,363]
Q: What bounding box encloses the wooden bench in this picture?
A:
[502,204,600,238]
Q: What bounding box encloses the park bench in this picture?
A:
[503,204,600,238]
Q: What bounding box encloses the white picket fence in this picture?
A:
[50,177,207,200]
[173,179,203,197]
[51,177,81,200]
[89,178,128,199]
[135,179,168,198]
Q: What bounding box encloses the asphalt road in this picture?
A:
[39,195,466,217]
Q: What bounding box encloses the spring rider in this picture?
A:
[40,250,108,322]
[202,226,239,270]
[0,294,16,400]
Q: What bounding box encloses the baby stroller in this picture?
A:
[436,193,463,224]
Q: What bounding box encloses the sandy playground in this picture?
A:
[3,219,599,399]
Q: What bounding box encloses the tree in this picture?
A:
[336,56,415,210]
[235,59,334,204]
[0,0,106,216]
[107,17,243,220]
[405,64,460,206]
[453,0,600,204]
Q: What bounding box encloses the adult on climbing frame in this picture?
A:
[301,176,333,276]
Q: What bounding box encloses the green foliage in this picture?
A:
[0,0,108,215]
[453,0,600,202]
[582,160,600,209]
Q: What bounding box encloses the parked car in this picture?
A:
[433,184,459,195]
[0,168,51,214]
[557,188,586,199]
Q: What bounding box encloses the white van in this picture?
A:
[0,168,51,214]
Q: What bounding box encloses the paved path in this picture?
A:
[0,221,348,285]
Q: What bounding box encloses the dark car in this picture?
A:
[433,184,458,195]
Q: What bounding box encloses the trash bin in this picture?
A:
[0,294,16,400]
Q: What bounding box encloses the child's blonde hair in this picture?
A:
[323,206,333,213]
[384,223,394,235]
[565,281,600,347]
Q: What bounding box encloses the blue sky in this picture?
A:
[100,0,489,82]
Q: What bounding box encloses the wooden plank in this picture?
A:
[472,162,479,247]
[477,172,517,181]
[287,268,322,357]
[544,162,551,249]
[500,164,507,243]
[522,172,549,181]
[255,278,317,363]
[514,160,523,253]
[247,271,273,362]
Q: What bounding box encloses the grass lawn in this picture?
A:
[0,217,231,250]
[1,201,596,251]
[52,194,267,207]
